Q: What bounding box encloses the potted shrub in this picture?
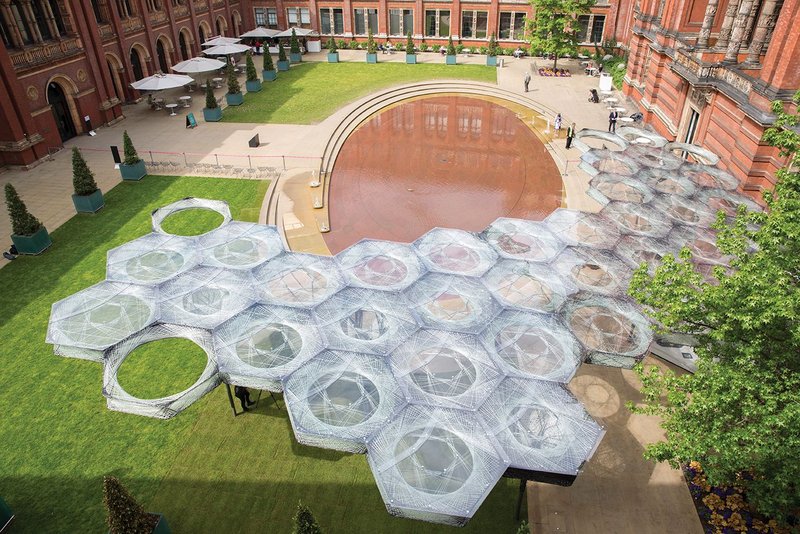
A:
[225,64,243,106]
[5,183,51,255]
[120,131,146,180]
[405,31,416,64]
[366,30,377,63]
[262,50,277,81]
[446,36,457,65]
[327,35,339,63]
[202,80,222,122]
[289,29,302,63]
[104,476,171,534]
[71,148,104,213]
[276,43,290,71]
[245,52,261,93]
[486,33,498,66]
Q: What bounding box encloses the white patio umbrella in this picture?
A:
[240,27,281,38]
[202,43,252,56]
[171,57,227,74]
[201,36,242,47]
[130,73,194,91]
[274,27,320,38]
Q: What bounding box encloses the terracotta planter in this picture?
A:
[11,226,51,255]
[262,69,277,81]
[72,189,104,213]
[119,160,146,181]
[245,80,262,93]
[226,92,244,106]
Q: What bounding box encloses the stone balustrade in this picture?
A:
[9,37,83,70]
[122,16,145,34]
[150,10,168,26]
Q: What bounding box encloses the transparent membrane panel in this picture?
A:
[478,377,604,475]
[564,293,653,366]
[584,149,640,176]
[103,324,219,419]
[158,267,255,329]
[544,209,622,249]
[616,127,668,147]
[413,228,498,277]
[648,193,718,227]
[552,246,633,297]
[697,188,762,218]
[284,350,406,453]
[482,260,575,314]
[681,163,740,191]
[403,273,502,333]
[666,226,731,266]
[254,253,346,308]
[336,240,425,291]
[481,310,581,383]
[481,218,565,263]
[624,144,683,170]
[199,221,284,269]
[587,174,655,206]
[106,233,199,285]
[613,234,673,273]
[367,405,509,526]
[599,201,673,238]
[47,281,156,355]
[641,168,698,197]
[213,304,325,391]
[389,329,504,411]
[313,287,418,355]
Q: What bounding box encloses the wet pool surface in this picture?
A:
[325,95,564,254]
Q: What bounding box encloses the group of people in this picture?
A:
[537,67,571,77]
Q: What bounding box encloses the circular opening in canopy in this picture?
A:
[308,370,380,427]
[570,304,640,354]
[212,237,269,267]
[160,208,225,236]
[235,323,302,368]
[340,308,389,340]
[428,244,481,273]
[125,250,185,282]
[409,347,477,397]
[509,404,568,454]
[351,255,409,287]
[396,428,474,495]
[118,337,208,399]
[495,325,566,377]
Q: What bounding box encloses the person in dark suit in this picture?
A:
[234,386,255,412]
[608,110,618,133]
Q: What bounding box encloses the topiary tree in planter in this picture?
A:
[289,29,302,63]
[225,63,243,106]
[327,35,339,63]
[244,51,262,93]
[5,183,51,254]
[486,33,498,66]
[202,78,222,122]
[71,147,104,213]
[277,43,290,71]
[446,35,457,64]
[366,29,377,63]
[120,130,146,181]
[104,475,170,534]
[405,31,416,64]
[292,502,322,534]
[262,50,277,81]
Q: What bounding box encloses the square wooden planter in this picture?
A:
[290,52,302,63]
[366,53,378,63]
[262,69,277,81]
[119,160,146,181]
[245,80,262,93]
[11,226,51,255]
[72,189,105,213]
[277,60,290,71]
[486,56,498,66]
[226,92,244,106]
[203,107,222,122]
[406,54,417,64]
[328,52,339,63]
[446,55,457,65]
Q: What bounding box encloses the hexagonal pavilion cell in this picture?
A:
[648,193,719,228]
[623,145,683,171]
[696,188,763,218]
[564,293,654,368]
[413,228,498,277]
[481,310,581,383]
[312,287,418,355]
[103,324,220,419]
[403,273,502,333]
[106,233,199,285]
[680,163,740,191]
[599,201,673,239]
[254,253,346,308]
[478,377,604,475]
[583,149,641,176]
[613,234,674,274]
[151,197,232,235]
[482,260,575,314]
[641,168,698,197]
[616,127,668,147]
[158,266,255,329]
[283,350,406,453]
[336,240,424,291]
[47,281,157,362]
[366,405,509,526]
[544,209,622,249]
[481,218,565,263]
[213,304,326,391]
[199,221,284,270]
[666,226,731,266]
[552,246,633,297]
[389,329,504,411]
[587,173,655,206]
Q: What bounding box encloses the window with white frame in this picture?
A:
[498,12,526,40]
[425,9,450,37]
[576,14,605,43]
[254,7,266,26]
[353,8,377,35]
[287,7,311,27]
[389,9,413,36]
[461,10,488,39]
[267,8,278,27]
[320,7,344,34]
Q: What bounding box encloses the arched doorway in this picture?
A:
[156,39,168,73]
[198,25,206,44]
[47,82,76,142]
[130,47,144,80]
[106,53,125,102]
[215,18,224,37]
[179,30,189,60]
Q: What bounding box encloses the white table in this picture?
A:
[165,103,178,116]
[179,95,192,108]
[633,137,653,144]
[212,77,223,88]
[618,117,635,123]
[604,97,618,103]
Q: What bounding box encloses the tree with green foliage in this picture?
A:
[5,183,43,236]
[71,147,98,196]
[628,90,800,524]
[103,475,156,534]
[278,43,287,62]
[204,78,217,108]
[406,31,415,54]
[226,63,240,95]
[292,502,322,534]
[122,130,141,165]
[366,29,377,54]
[446,35,456,56]
[262,49,275,71]
[525,0,594,68]
[516,520,530,534]
[487,33,498,57]
[290,29,301,54]
[245,51,258,82]
[327,35,337,53]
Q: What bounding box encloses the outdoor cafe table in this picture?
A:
[618,117,635,123]
[604,97,618,103]
[165,103,178,116]
[212,77,224,88]
[179,95,192,108]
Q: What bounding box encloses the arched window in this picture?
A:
[91,0,103,22]
[179,31,189,60]
[198,25,206,44]
[32,0,53,40]
[49,0,66,34]
[216,19,224,37]
[10,1,33,45]
[130,47,144,80]
[156,39,168,73]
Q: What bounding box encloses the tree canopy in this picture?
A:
[628,91,800,523]
[525,0,595,68]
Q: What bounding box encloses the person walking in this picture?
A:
[554,113,562,136]
[608,110,618,133]
[523,72,531,92]
[234,386,255,412]
[566,122,575,149]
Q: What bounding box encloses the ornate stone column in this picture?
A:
[740,0,760,49]
[723,0,754,61]
[697,0,720,48]
[0,2,24,48]
[41,0,60,39]
[20,0,43,43]
[745,0,778,62]
[715,0,740,49]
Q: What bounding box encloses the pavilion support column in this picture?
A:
[745,0,778,63]
[715,0,740,49]
[723,0,754,62]
[696,0,720,48]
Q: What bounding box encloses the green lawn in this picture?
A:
[0,175,522,533]
[222,62,497,124]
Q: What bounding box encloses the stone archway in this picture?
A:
[155,35,174,73]
[198,21,212,44]
[231,11,241,36]
[178,28,192,60]
[129,43,150,80]
[105,52,125,102]
[45,75,81,142]
[215,16,226,37]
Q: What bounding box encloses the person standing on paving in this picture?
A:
[566,122,576,149]
[523,72,531,92]
[608,110,618,133]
